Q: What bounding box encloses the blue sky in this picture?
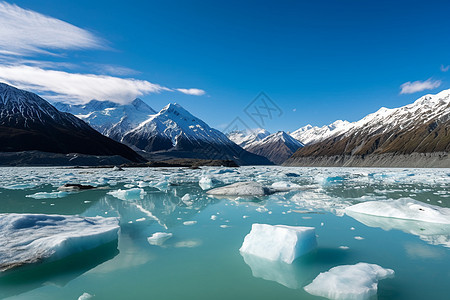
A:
[1,0,450,133]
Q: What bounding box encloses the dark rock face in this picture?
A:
[0,83,145,163]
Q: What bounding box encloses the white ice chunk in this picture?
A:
[346,198,450,224]
[304,263,394,300]
[198,176,215,190]
[270,181,301,191]
[107,188,146,201]
[207,182,273,197]
[0,213,119,271]
[147,232,173,246]
[26,191,69,199]
[78,292,93,300]
[239,224,317,264]
[3,183,37,190]
[183,221,197,226]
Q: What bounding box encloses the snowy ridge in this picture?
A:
[251,131,304,149]
[292,89,450,145]
[242,131,304,164]
[291,120,352,145]
[123,103,235,147]
[0,82,87,129]
[54,98,156,140]
[227,129,271,148]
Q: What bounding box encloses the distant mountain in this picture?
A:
[54,98,156,141]
[227,129,271,148]
[244,131,304,164]
[290,120,352,145]
[285,90,450,167]
[0,83,145,163]
[57,99,271,165]
[121,103,272,165]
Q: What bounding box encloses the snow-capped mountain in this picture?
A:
[57,99,271,165]
[227,129,271,148]
[285,89,450,167]
[244,131,304,164]
[54,98,156,141]
[0,82,144,163]
[122,103,272,165]
[291,120,352,145]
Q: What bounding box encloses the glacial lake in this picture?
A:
[0,166,449,300]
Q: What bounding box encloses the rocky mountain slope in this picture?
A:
[57,99,271,165]
[285,90,450,167]
[0,83,145,164]
[244,131,304,164]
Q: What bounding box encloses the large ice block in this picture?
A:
[239,224,317,264]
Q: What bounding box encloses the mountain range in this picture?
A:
[0,83,145,165]
[1,81,449,167]
[285,89,450,167]
[55,98,271,165]
[228,130,303,164]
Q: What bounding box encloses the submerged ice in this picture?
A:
[0,213,119,271]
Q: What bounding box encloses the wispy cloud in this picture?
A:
[400,78,441,94]
[0,65,169,104]
[0,1,103,56]
[176,88,206,96]
[440,64,450,72]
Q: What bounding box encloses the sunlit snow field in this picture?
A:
[0,166,449,300]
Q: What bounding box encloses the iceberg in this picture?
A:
[345,198,450,224]
[207,182,274,197]
[0,213,119,271]
[239,224,317,264]
[346,209,450,248]
[107,188,146,201]
[147,232,173,246]
[270,181,301,191]
[26,191,69,199]
[198,176,215,190]
[304,263,394,300]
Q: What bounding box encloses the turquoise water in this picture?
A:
[0,167,449,299]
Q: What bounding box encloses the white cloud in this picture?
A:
[400,78,441,94]
[0,65,169,104]
[440,64,450,72]
[176,88,206,96]
[0,1,102,56]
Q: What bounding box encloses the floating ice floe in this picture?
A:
[183,221,197,226]
[304,263,394,300]
[270,181,301,191]
[78,292,93,300]
[240,224,317,264]
[346,208,450,248]
[3,183,38,190]
[346,198,450,224]
[290,191,351,216]
[107,188,146,201]
[147,232,173,246]
[198,176,216,190]
[207,182,274,197]
[26,191,69,199]
[0,213,119,271]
